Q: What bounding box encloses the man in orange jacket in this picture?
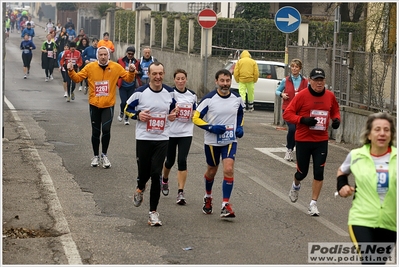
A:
[67,46,137,168]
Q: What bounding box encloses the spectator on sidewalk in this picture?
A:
[233,50,259,112]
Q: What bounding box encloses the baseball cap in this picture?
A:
[126,46,135,53]
[309,68,326,79]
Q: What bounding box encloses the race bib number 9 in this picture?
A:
[176,103,193,122]
[216,124,234,144]
[309,110,329,131]
[376,166,389,194]
[146,112,166,134]
[94,81,110,97]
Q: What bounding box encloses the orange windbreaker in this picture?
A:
[68,61,135,108]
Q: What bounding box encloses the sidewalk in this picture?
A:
[2,108,66,264]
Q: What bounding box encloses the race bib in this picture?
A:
[94,80,109,97]
[176,103,193,122]
[309,110,329,131]
[47,51,53,58]
[216,124,234,144]
[376,166,389,194]
[28,36,31,41]
[68,59,76,65]
[23,49,30,54]
[146,112,166,134]
[143,67,148,76]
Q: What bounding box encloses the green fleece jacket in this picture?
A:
[348,144,397,232]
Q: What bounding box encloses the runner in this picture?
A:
[125,62,179,226]
[66,46,137,168]
[161,69,197,205]
[60,42,83,102]
[20,33,36,79]
[192,69,245,218]
[40,33,57,82]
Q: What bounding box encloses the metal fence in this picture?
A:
[289,43,396,115]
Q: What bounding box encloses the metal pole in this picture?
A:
[346,33,352,106]
[203,28,208,96]
[3,2,6,138]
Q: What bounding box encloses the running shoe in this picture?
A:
[45,77,49,82]
[308,203,320,216]
[202,197,213,214]
[79,86,82,91]
[248,107,254,112]
[220,203,235,218]
[66,96,71,102]
[289,187,300,203]
[84,86,88,95]
[161,180,169,196]
[24,75,27,79]
[50,75,54,80]
[284,149,294,162]
[124,118,130,125]
[176,192,186,205]
[101,154,111,168]
[64,92,68,98]
[148,211,162,226]
[117,113,123,122]
[71,92,75,100]
[133,188,144,207]
[91,156,99,167]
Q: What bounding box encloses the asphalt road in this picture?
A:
[2,25,368,266]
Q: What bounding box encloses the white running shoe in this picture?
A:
[124,119,130,125]
[64,92,68,98]
[148,211,162,226]
[289,186,300,203]
[101,154,111,168]
[24,75,27,79]
[117,113,123,122]
[308,203,320,216]
[284,149,294,161]
[45,77,49,82]
[91,156,99,167]
[79,86,82,91]
[50,75,54,80]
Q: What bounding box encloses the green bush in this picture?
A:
[114,10,136,43]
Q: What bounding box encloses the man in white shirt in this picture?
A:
[46,19,54,34]
[25,15,35,28]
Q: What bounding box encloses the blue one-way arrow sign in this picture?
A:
[274,6,301,33]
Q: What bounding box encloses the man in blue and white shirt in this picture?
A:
[125,62,178,227]
[193,69,245,218]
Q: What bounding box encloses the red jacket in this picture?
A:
[283,86,340,142]
[282,75,308,110]
[60,50,83,69]
[117,56,141,88]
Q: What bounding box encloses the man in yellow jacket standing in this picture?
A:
[233,50,259,112]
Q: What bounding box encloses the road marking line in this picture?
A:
[255,147,296,167]
[4,96,83,265]
[245,174,348,236]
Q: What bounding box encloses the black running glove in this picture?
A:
[331,118,340,129]
[300,117,318,126]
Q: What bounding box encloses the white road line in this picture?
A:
[255,147,296,167]
[4,96,83,265]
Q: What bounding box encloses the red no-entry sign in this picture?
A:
[197,9,218,29]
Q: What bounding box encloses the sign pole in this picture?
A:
[284,33,289,77]
[203,29,208,96]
